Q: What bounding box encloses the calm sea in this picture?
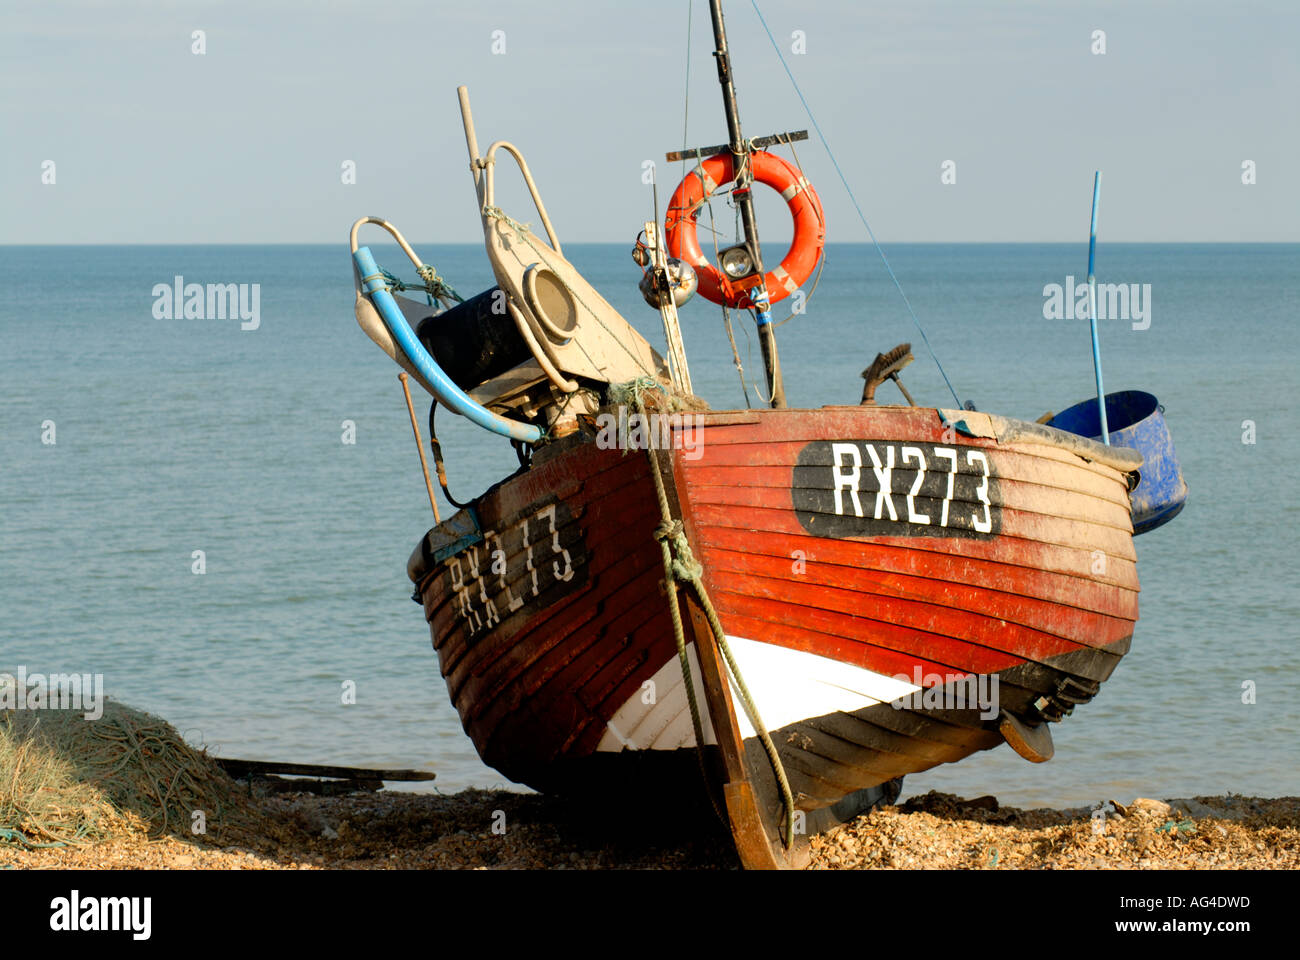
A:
[2,242,1296,808]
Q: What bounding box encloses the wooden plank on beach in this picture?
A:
[214,758,435,782]
[254,776,385,796]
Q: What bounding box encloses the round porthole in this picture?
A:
[523,263,578,345]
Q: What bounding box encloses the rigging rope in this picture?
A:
[705,190,751,407]
[750,0,963,409]
[622,380,797,846]
[376,265,463,307]
[770,131,826,329]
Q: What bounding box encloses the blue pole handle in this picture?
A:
[750,284,773,328]
[1086,172,1109,444]
[1087,172,1101,279]
[353,246,543,444]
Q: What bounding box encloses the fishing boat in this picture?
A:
[346,2,1186,869]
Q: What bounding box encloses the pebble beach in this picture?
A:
[4,787,1296,871]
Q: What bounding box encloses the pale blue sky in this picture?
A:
[2,0,1295,243]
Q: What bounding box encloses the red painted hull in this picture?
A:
[408,404,1141,853]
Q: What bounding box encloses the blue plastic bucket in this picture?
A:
[1047,390,1187,535]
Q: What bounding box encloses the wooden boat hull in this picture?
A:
[408,404,1141,867]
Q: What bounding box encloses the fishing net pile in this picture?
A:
[606,377,710,413]
[0,693,277,849]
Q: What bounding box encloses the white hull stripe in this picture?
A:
[596,637,923,752]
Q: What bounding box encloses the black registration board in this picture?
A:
[444,499,588,642]
[793,439,1002,540]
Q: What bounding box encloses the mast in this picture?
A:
[707,0,786,408]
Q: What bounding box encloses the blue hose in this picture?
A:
[353,246,543,444]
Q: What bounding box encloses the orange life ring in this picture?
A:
[664,150,825,310]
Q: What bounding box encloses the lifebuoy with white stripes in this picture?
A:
[664,150,825,309]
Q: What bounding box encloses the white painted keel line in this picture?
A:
[596,636,923,751]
